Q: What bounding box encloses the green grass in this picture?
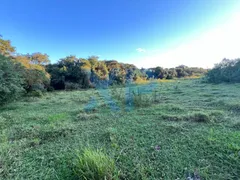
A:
[73,148,118,180]
[0,79,240,179]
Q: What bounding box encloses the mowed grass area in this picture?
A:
[0,79,240,180]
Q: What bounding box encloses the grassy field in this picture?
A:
[0,79,240,180]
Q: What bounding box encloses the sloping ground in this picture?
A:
[0,80,240,179]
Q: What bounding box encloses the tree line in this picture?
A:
[1,35,208,104]
[206,58,240,83]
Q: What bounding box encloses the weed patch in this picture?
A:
[73,148,118,180]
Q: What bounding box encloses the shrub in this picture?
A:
[31,83,45,91]
[23,69,50,92]
[206,58,240,83]
[65,82,82,91]
[27,90,43,98]
[0,55,25,105]
[73,148,118,180]
[47,86,54,92]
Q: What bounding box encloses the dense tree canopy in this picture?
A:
[206,58,240,83]
[0,54,24,104]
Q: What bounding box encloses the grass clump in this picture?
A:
[161,112,212,123]
[189,112,211,123]
[73,148,118,180]
[106,127,119,149]
[161,114,184,121]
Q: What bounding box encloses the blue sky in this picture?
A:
[1,0,240,68]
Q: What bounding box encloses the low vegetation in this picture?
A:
[0,80,240,179]
[73,148,118,180]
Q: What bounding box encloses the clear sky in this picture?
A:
[1,0,240,68]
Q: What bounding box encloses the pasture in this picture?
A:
[0,79,240,179]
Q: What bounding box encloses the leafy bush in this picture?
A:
[23,69,50,92]
[206,58,240,83]
[27,90,43,98]
[73,148,118,180]
[0,55,25,105]
[31,83,45,91]
[65,82,82,90]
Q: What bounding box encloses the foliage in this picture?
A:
[206,58,240,83]
[1,35,208,93]
[73,148,118,180]
[23,69,50,92]
[0,35,15,56]
[46,56,90,89]
[27,90,44,98]
[144,65,207,80]
[27,52,50,65]
[0,55,25,105]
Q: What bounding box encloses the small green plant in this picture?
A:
[106,127,119,149]
[207,128,216,142]
[73,148,118,180]
[28,138,41,147]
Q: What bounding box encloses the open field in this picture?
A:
[0,79,240,180]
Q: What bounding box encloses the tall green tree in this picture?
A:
[206,58,240,83]
[0,55,24,105]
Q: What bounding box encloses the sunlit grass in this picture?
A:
[0,79,239,179]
